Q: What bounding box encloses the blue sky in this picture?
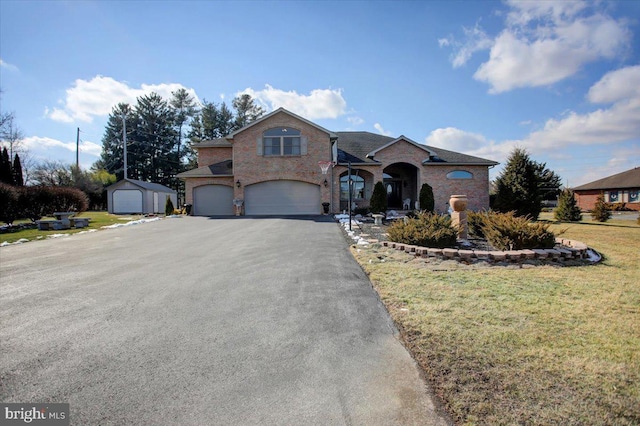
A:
[1,0,639,187]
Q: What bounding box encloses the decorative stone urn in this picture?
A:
[449,195,468,212]
[449,195,469,240]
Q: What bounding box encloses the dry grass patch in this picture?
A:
[353,219,639,425]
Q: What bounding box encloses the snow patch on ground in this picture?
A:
[334,214,369,245]
[0,238,30,246]
[101,217,162,229]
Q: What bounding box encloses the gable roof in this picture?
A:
[108,178,176,193]
[335,131,498,166]
[176,160,233,178]
[572,167,640,191]
[227,107,338,140]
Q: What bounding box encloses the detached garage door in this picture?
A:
[113,189,143,214]
[245,180,320,215]
[193,185,234,216]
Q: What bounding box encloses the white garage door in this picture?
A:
[113,189,143,214]
[245,180,320,215]
[193,185,234,216]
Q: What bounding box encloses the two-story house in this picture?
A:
[177,108,498,216]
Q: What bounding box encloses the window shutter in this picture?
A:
[256,137,263,155]
[301,136,308,155]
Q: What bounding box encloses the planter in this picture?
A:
[449,195,468,212]
[322,202,330,214]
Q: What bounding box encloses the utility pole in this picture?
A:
[76,127,80,169]
[122,115,128,180]
[348,161,352,231]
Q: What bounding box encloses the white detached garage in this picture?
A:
[107,179,177,214]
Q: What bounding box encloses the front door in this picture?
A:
[385,181,402,208]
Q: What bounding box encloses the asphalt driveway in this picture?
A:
[1,216,450,425]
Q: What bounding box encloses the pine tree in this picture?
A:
[232,94,264,130]
[419,183,435,212]
[554,189,581,222]
[0,147,13,185]
[165,195,175,216]
[12,153,23,186]
[370,181,388,214]
[591,193,611,222]
[99,103,133,181]
[493,148,545,219]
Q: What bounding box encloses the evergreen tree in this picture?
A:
[493,148,547,219]
[370,181,388,214]
[165,195,175,216]
[12,153,23,186]
[232,94,264,130]
[419,183,435,212]
[0,147,13,185]
[591,193,611,222]
[170,88,198,168]
[554,189,581,222]
[99,103,134,181]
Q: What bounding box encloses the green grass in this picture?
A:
[0,212,146,244]
[353,217,640,425]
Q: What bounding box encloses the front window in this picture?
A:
[446,170,473,179]
[340,173,365,200]
[629,190,639,203]
[608,191,619,203]
[263,128,301,156]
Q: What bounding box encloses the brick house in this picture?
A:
[573,167,640,211]
[177,108,498,216]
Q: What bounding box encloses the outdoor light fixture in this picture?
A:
[236,180,241,188]
[323,179,328,187]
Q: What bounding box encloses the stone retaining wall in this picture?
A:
[381,238,590,262]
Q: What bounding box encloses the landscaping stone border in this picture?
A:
[381,238,594,263]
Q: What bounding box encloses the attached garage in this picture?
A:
[107,179,177,214]
[193,185,234,216]
[245,180,320,215]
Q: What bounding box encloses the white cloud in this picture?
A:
[0,58,19,72]
[240,84,347,120]
[440,1,631,93]
[347,116,364,126]
[373,123,392,136]
[425,127,489,151]
[22,136,102,157]
[588,65,640,104]
[46,76,200,123]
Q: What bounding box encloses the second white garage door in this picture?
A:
[245,180,320,215]
[193,185,234,216]
[113,189,143,214]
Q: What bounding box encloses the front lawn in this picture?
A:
[353,217,640,425]
[0,212,146,244]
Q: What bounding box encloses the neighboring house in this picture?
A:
[177,108,498,216]
[107,178,177,214]
[572,167,640,211]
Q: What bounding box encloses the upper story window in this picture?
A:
[263,128,301,156]
[446,170,473,179]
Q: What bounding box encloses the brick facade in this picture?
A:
[180,108,495,215]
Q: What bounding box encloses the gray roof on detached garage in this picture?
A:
[107,178,176,193]
[572,167,640,191]
[176,160,233,178]
[335,131,498,166]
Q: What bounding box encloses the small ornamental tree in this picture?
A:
[554,189,582,222]
[419,183,435,212]
[591,193,611,222]
[165,195,175,216]
[0,183,20,225]
[370,181,387,214]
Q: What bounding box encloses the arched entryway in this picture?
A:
[383,163,419,210]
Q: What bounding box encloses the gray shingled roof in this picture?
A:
[335,131,498,166]
[572,167,640,191]
[192,138,233,148]
[108,178,176,193]
[176,160,233,178]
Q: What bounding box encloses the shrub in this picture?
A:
[467,210,488,238]
[165,196,175,216]
[49,186,89,213]
[419,183,435,212]
[370,181,387,214]
[591,194,611,222]
[482,211,556,250]
[387,212,458,248]
[353,207,370,216]
[19,186,53,222]
[0,183,20,225]
[554,189,582,222]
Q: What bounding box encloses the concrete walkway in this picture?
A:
[0,216,451,425]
